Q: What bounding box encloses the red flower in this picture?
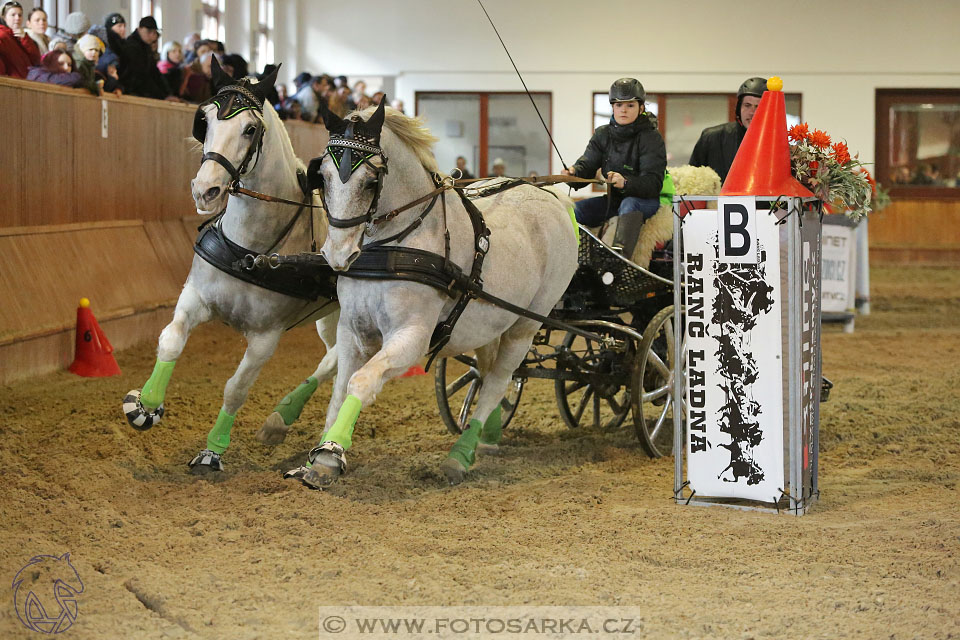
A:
[831,142,851,165]
[808,160,819,173]
[809,129,832,149]
[788,123,810,142]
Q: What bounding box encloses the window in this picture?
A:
[876,89,960,198]
[201,0,225,42]
[416,92,553,179]
[592,91,802,165]
[255,0,274,74]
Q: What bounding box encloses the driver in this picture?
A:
[689,76,766,183]
[562,78,666,255]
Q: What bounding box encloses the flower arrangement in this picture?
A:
[788,123,888,220]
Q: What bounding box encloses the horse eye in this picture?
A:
[244,125,257,136]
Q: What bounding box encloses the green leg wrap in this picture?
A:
[273,376,319,426]
[322,394,362,450]
[479,405,503,446]
[447,418,483,470]
[141,359,176,411]
[206,409,236,454]
[567,206,580,244]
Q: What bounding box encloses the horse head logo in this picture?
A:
[12,552,84,634]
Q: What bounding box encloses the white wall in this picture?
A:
[279,0,960,168]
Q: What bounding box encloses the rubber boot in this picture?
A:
[613,210,647,260]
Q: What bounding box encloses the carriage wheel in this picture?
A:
[631,305,685,458]
[434,355,525,435]
[554,330,633,431]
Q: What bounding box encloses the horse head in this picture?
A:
[313,99,389,270]
[190,57,280,215]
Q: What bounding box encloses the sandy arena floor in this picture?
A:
[1,265,958,639]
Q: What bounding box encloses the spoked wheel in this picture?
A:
[554,329,634,431]
[435,354,524,435]
[632,305,685,458]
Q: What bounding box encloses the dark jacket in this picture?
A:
[569,113,666,206]
[0,24,41,79]
[689,121,746,183]
[71,50,100,95]
[110,29,169,99]
[26,65,84,87]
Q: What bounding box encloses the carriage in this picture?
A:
[434,225,681,459]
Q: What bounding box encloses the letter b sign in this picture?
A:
[719,197,757,264]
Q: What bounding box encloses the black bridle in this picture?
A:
[194,83,267,190]
[313,120,390,231]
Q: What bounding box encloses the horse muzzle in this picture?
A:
[191,176,230,215]
[320,241,362,272]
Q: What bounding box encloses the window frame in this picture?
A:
[875,88,960,200]
[415,90,553,178]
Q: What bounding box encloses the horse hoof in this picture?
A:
[476,442,501,456]
[441,457,468,486]
[122,389,164,431]
[301,464,340,489]
[188,449,223,475]
[256,412,290,445]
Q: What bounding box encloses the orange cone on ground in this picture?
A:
[720,77,814,198]
[400,365,427,378]
[68,298,122,377]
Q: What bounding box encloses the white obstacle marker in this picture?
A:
[672,195,822,515]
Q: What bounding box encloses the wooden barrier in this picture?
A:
[867,198,960,264]
[0,77,330,384]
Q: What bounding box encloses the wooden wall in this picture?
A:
[0,77,329,384]
[867,199,960,264]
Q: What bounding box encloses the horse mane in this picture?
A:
[351,105,439,173]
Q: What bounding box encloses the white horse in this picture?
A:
[121,59,339,472]
[286,100,579,488]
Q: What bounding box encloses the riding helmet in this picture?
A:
[609,78,645,104]
[736,76,767,123]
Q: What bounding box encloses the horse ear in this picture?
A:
[252,63,280,103]
[210,55,232,91]
[366,96,387,135]
[320,99,347,135]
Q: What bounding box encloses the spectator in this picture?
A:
[292,74,330,121]
[25,7,48,55]
[390,98,405,114]
[280,97,302,121]
[326,88,348,117]
[47,36,68,52]
[98,54,121,94]
[371,91,385,105]
[689,77,765,183]
[911,163,941,186]
[27,49,82,87]
[87,13,125,64]
[452,156,474,180]
[355,93,371,110]
[221,53,247,79]
[72,33,103,95]
[293,70,311,91]
[490,157,506,178]
[110,16,170,100]
[57,11,90,51]
[1,1,41,78]
[158,41,182,94]
[181,32,200,63]
[179,51,214,103]
[334,74,348,89]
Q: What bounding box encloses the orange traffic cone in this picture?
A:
[68,298,122,377]
[400,365,427,378]
[720,77,814,198]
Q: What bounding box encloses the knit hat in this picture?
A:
[104,12,125,28]
[76,34,104,54]
[41,50,70,71]
[64,11,90,36]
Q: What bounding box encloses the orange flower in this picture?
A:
[831,141,851,165]
[788,123,809,142]
[809,129,832,149]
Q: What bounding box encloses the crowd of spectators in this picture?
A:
[0,4,402,119]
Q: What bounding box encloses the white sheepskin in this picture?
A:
[627,165,723,268]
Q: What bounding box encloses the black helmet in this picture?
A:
[736,76,767,124]
[609,78,645,104]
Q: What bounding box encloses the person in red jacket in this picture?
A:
[0,1,40,78]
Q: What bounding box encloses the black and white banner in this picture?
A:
[683,200,784,501]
